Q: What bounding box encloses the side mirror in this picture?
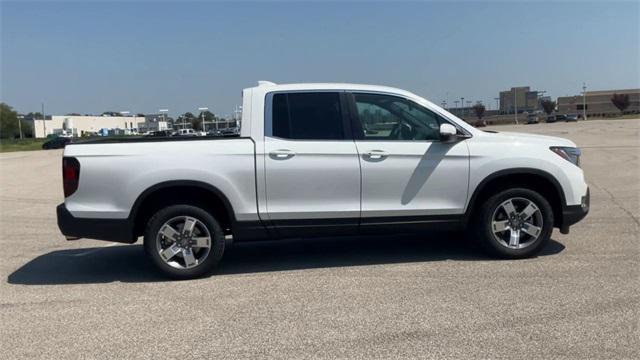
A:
[439,123,458,142]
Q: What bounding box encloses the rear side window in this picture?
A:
[272,92,344,140]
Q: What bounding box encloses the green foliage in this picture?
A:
[540,99,556,115]
[0,103,33,139]
[24,112,43,120]
[0,138,46,152]
[189,118,202,131]
[611,93,630,113]
[472,103,486,119]
[196,110,219,131]
[197,110,217,123]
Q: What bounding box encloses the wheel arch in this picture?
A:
[130,180,237,237]
[464,168,566,228]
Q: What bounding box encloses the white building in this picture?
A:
[30,115,146,138]
[137,119,169,133]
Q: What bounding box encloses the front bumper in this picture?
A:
[559,188,590,234]
[57,203,137,243]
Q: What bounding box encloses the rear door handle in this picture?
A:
[269,149,296,159]
[365,150,389,159]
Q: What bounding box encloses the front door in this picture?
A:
[263,91,361,236]
[349,92,470,229]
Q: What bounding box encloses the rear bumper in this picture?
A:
[57,203,137,243]
[560,188,590,233]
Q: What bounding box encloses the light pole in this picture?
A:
[42,103,46,138]
[513,89,519,124]
[234,105,242,130]
[198,107,208,133]
[159,109,168,131]
[537,90,547,113]
[18,115,23,139]
[494,97,499,113]
[582,83,587,120]
[461,97,465,116]
[454,100,460,112]
[120,111,130,133]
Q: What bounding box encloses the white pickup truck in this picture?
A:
[57,81,589,279]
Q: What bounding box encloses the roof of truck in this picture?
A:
[253,81,416,97]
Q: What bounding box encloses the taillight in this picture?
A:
[62,157,80,197]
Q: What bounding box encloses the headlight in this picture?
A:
[550,146,581,167]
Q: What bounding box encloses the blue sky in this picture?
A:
[2,0,639,117]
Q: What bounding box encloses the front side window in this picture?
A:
[272,92,344,140]
[353,93,443,141]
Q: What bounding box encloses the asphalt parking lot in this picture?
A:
[1,119,638,359]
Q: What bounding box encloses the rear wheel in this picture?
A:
[475,188,553,259]
[144,204,224,279]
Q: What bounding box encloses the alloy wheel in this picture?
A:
[491,197,543,250]
[155,216,212,269]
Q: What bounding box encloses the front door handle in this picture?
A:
[269,149,296,159]
[365,150,389,160]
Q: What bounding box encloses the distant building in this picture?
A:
[138,120,169,133]
[557,88,640,116]
[499,86,541,114]
[448,106,499,119]
[447,106,476,118]
[29,115,145,138]
[139,114,173,133]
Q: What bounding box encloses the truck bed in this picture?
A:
[63,137,258,222]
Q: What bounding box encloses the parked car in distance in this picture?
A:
[42,136,72,149]
[220,128,240,136]
[145,130,173,137]
[175,129,197,137]
[566,114,579,122]
[57,81,590,279]
[546,115,557,123]
[526,114,539,124]
[555,114,567,121]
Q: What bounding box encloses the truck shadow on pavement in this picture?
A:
[8,234,565,285]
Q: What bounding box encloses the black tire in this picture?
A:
[144,204,225,279]
[474,188,553,259]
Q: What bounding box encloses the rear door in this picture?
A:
[348,92,470,230]
[263,91,361,236]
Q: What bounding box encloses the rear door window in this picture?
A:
[271,92,345,140]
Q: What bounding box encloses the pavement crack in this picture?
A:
[590,181,640,227]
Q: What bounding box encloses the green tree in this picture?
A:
[540,99,556,115]
[472,103,486,119]
[176,112,197,129]
[24,112,43,120]
[1,103,21,139]
[190,118,202,131]
[611,93,630,114]
[196,110,218,131]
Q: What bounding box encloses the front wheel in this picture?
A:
[144,205,225,279]
[474,188,554,259]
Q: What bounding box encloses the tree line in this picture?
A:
[0,103,34,139]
